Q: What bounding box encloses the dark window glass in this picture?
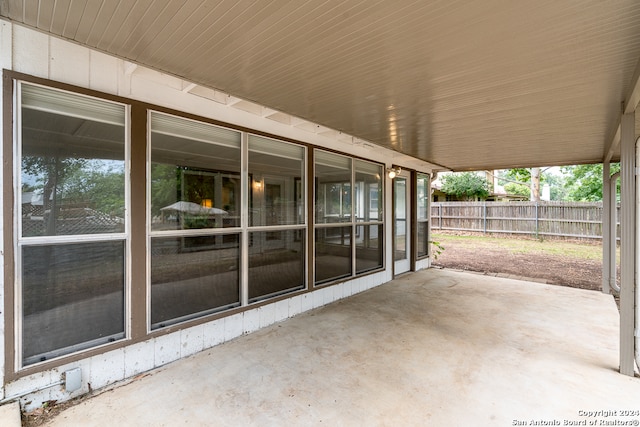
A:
[151,234,240,329]
[356,224,383,273]
[22,241,125,365]
[18,83,128,366]
[417,221,429,258]
[248,230,305,301]
[315,226,352,283]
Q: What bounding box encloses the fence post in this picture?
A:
[439,204,442,229]
[534,201,539,239]
[483,202,487,234]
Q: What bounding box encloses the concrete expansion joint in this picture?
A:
[441,267,548,284]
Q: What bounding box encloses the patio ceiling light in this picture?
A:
[387,167,401,179]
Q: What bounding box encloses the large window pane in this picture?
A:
[315,151,352,224]
[20,84,126,237]
[249,135,305,227]
[18,83,128,367]
[394,178,408,262]
[417,173,429,221]
[356,224,383,273]
[314,150,383,285]
[355,160,383,222]
[248,230,304,301]
[315,226,352,283]
[150,112,241,231]
[22,241,125,365]
[417,222,429,258]
[151,234,240,329]
[417,173,430,258]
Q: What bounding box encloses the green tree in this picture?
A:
[501,167,568,201]
[503,167,541,200]
[503,182,530,198]
[440,172,491,200]
[503,168,531,184]
[23,155,89,234]
[150,164,181,217]
[562,163,620,201]
[543,172,567,201]
[62,160,125,216]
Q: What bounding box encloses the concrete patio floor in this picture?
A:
[39,269,640,426]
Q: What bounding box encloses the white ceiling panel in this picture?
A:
[3,0,640,170]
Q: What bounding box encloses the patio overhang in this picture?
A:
[2,0,640,170]
[1,0,639,391]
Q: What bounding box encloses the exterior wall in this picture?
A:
[3,271,390,410]
[0,21,432,410]
[415,258,431,271]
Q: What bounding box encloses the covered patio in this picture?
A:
[29,269,640,426]
[1,0,640,420]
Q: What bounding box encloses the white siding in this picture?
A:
[49,37,90,86]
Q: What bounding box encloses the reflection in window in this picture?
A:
[149,112,243,328]
[314,152,384,285]
[20,84,126,237]
[248,230,305,302]
[247,135,307,301]
[355,161,383,273]
[151,235,240,329]
[18,83,127,366]
[249,135,305,227]
[150,112,241,231]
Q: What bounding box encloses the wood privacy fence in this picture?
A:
[431,201,620,240]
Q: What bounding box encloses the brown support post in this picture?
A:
[3,72,16,379]
[129,104,147,340]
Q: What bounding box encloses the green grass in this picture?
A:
[431,232,610,261]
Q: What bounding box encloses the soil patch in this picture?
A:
[431,231,607,292]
